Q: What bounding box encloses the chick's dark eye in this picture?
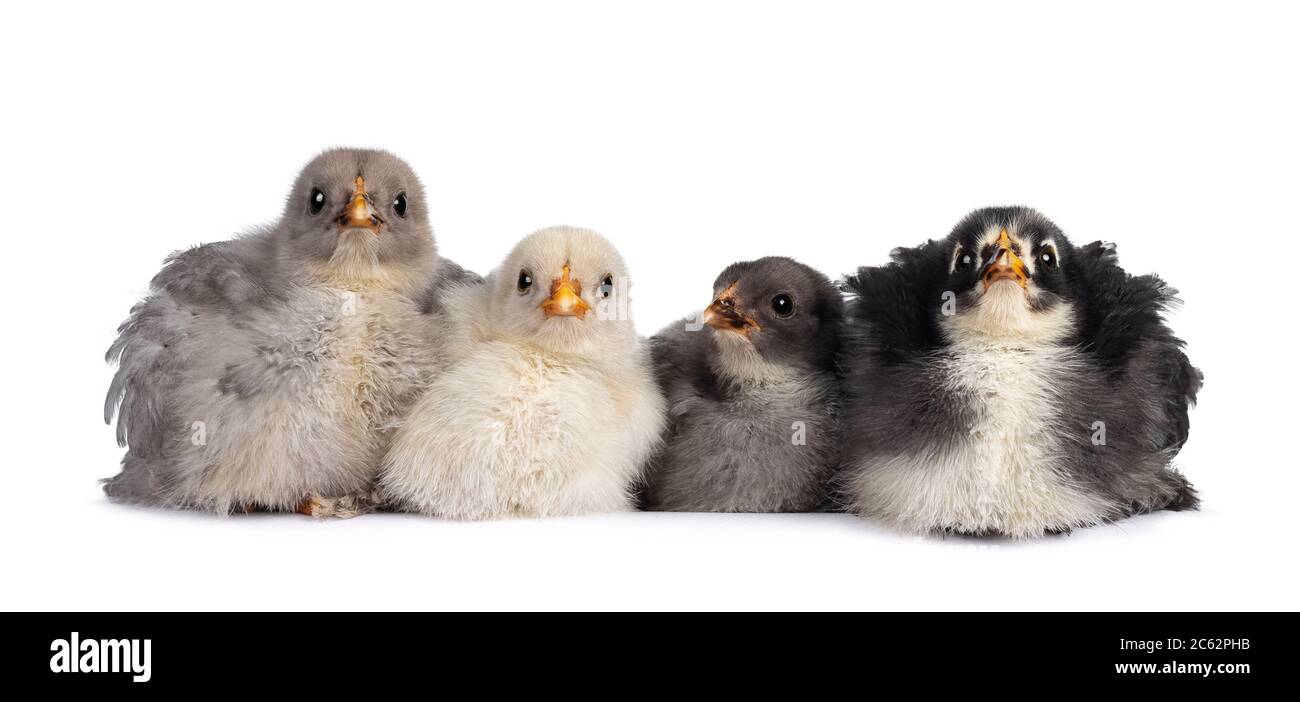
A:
[517,270,533,293]
[954,249,973,271]
[771,294,795,318]
[598,274,615,299]
[1040,249,1057,269]
[309,188,326,215]
[393,192,408,218]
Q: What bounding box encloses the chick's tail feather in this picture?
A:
[1159,470,1200,512]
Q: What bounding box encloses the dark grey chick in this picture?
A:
[641,257,844,512]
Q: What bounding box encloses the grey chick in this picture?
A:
[103,148,480,515]
[836,206,1201,538]
[641,257,844,512]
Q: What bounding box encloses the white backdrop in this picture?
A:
[2,0,1296,611]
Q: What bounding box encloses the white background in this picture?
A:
[2,0,1296,611]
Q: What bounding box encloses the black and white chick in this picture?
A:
[641,257,844,512]
[836,206,1201,538]
[103,148,478,516]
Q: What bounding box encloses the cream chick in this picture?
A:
[379,226,667,519]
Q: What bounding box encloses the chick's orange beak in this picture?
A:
[982,229,1028,290]
[542,264,590,318]
[339,176,383,234]
[703,283,761,338]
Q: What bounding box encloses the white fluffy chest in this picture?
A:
[943,343,1064,481]
[478,347,622,460]
[938,343,1106,534]
[382,342,648,519]
[854,342,1110,537]
[297,288,432,427]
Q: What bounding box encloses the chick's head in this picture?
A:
[489,226,637,358]
[280,148,434,286]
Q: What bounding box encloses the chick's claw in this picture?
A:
[296,493,375,519]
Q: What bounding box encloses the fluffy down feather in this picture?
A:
[835,207,1200,537]
[378,226,666,519]
[640,257,844,512]
[103,149,479,514]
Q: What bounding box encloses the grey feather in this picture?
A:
[640,257,844,512]
[102,148,480,513]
